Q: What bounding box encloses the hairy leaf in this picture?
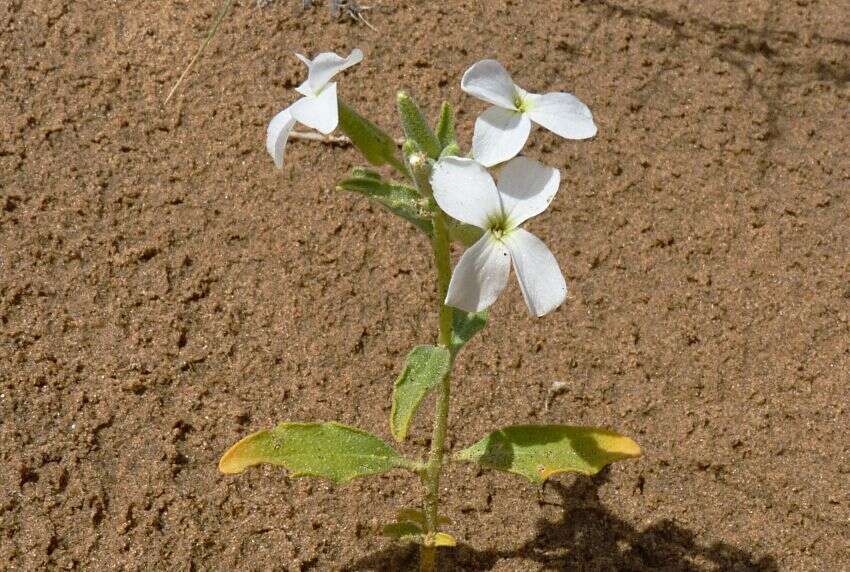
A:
[435,101,456,149]
[450,309,488,354]
[391,345,451,441]
[397,91,442,159]
[338,175,433,236]
[351,166,382,180]
[219,422,408,484]
[338,102,400,167]
[455,425,640,484]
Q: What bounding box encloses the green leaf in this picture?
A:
[219,422,409,484]
[338,102,401,169]
[450,309,488,354]
[454,425,641,484]
[351,166,382,180]
[435,101,456,149]
[396,91,441,159]
[390,345,451,441]
[338,175,433,236]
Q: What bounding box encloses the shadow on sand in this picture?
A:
[343,470,777,571]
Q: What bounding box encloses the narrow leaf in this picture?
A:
[435,101,456,149]
[455,425,641,484]
[397,91,442,159]
[450,309,488,354]
[390,345,451,441]
[351,167,382,180]
[338,102,400,168]
[338,176,433,236]
[219,422,408,484]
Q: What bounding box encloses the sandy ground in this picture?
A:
[1,0,849,570]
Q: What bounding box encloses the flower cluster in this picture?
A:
[267,50,597,318]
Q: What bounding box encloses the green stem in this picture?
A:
[432,212,454,350]
[406,146,454,571]
[420,205,454,571]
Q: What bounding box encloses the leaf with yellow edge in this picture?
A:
[219,422,410,484]
[454,425,640,484]
[433,532,457,547]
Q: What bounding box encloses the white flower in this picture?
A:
[431,156,568,317]
[461,59,597,167]
[266,48,363,168]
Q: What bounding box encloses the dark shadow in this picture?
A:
[343,470,778,571]
[342,544,418,572]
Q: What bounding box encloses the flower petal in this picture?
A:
[471,106,532,167]
[289,83,339,135]
[461,59,519,109]
[526,92,597,139]
[431,157,502,228]
[266,107,297,169]
[497,156,561,226]
[294,52,312,68]
[295,48,363,96]
[502,229,567,317]
[445,234,511,313]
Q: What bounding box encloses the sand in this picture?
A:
[1,1,848,569]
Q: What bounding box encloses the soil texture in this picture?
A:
[1,0,849,570]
